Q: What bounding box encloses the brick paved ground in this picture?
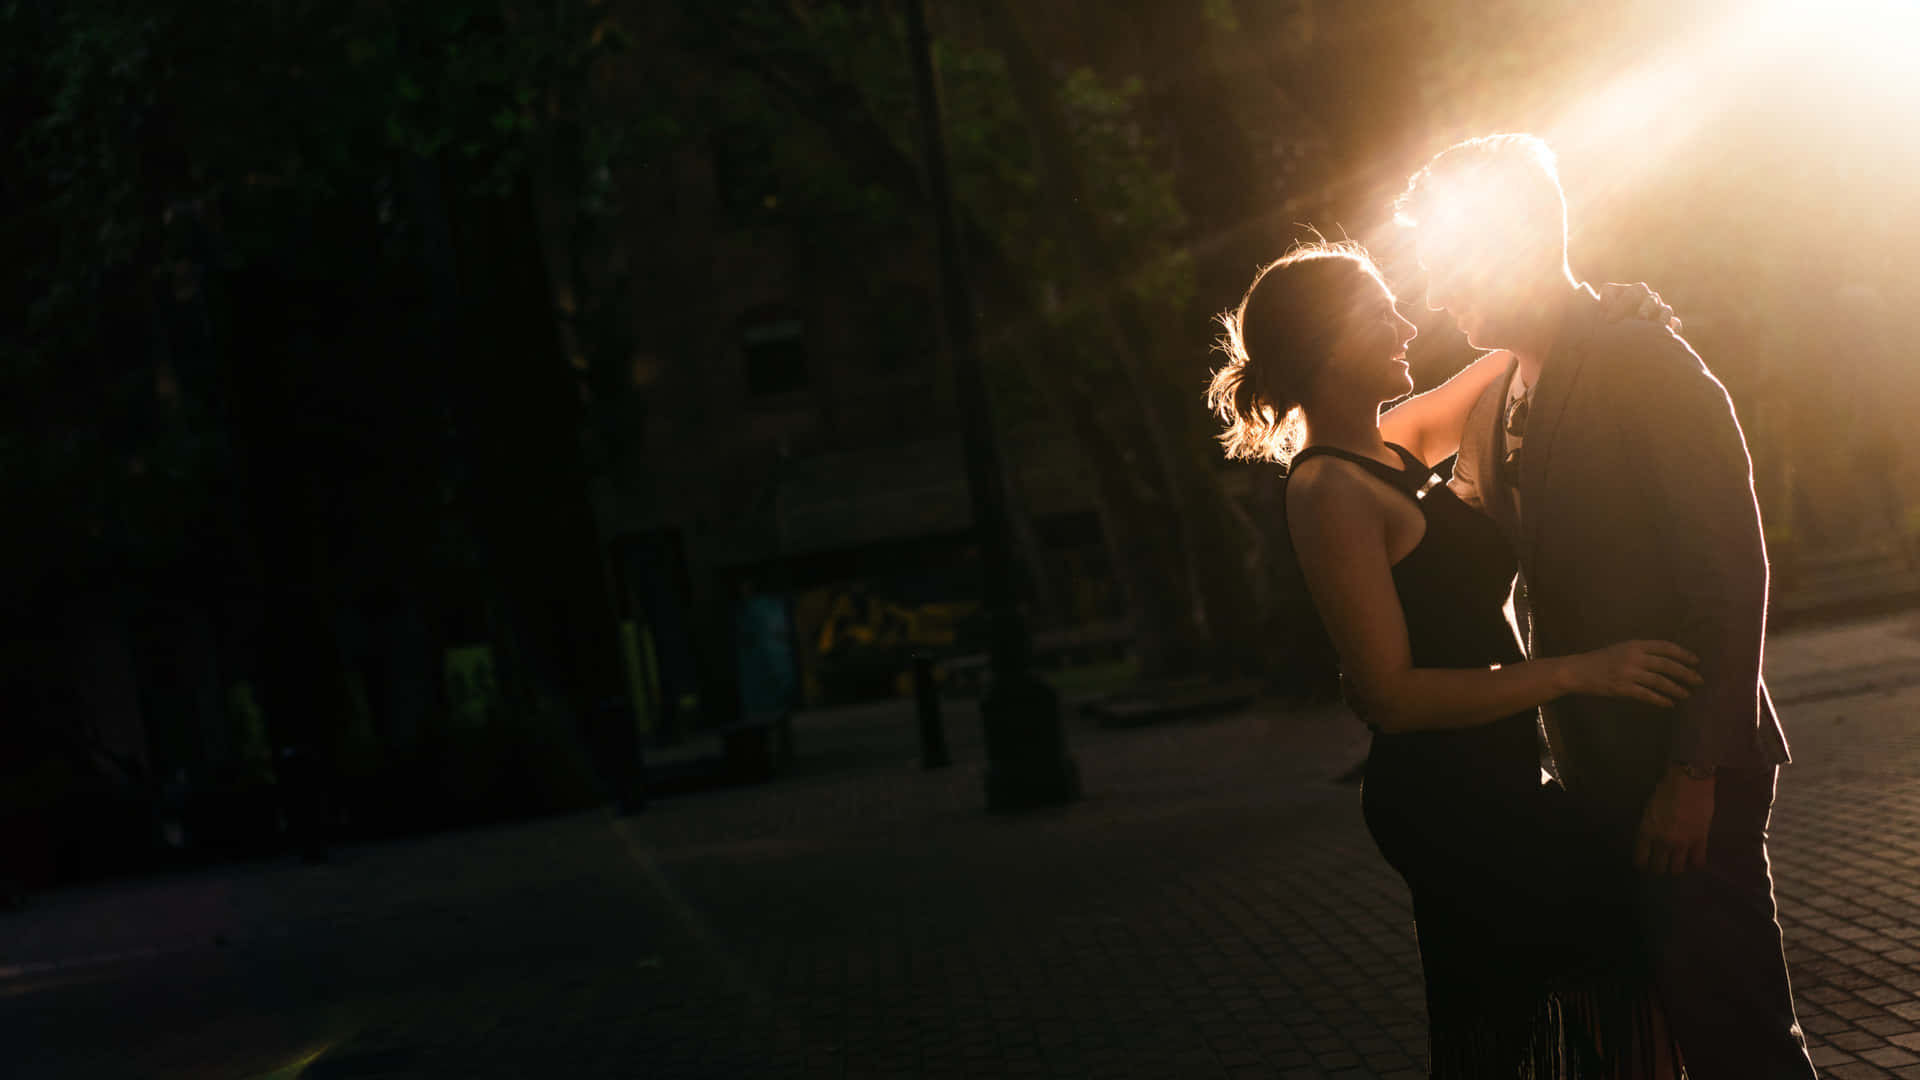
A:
[8,612,1920,1079]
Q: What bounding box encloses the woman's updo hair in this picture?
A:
[1207,239,1389,467]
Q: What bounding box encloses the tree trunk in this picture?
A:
[982,0,1212,646]
[445,167,638,807]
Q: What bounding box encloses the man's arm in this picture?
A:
[1614,327,1767,874]
[1618,330,1768,767]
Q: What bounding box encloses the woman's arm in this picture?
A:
[1287,460,1699,734]
[1378,350,1512,467]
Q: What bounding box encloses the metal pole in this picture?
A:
[902,0,1078,810]
[913,653,951,770]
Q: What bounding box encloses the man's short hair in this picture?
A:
[1395,133,1569,266]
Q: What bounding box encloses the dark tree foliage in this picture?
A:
[2,0,650,833]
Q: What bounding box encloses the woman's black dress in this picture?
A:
[1288,443,1668,1078]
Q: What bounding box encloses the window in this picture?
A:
[743,318,809,397]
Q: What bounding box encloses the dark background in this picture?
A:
[5,0,1916,884]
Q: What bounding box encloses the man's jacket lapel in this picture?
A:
[1519,303,1599,576]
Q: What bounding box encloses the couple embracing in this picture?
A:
[1211,135,1816,1078]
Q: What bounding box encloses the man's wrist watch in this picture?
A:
[1673,760,1717,781]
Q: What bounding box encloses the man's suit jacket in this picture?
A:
[1454,290,1790,819]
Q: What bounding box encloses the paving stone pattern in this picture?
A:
[8,615,1920,1078]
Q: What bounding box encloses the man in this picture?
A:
[1396,134,1812,1078]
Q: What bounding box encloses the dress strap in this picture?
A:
[1390,441,1443,499]
[1385,442,1427,472]
[1291,443,1444,503]
[1387,443,1448,501]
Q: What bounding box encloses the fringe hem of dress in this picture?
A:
[1425,978,1682,1079]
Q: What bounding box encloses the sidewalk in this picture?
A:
[7,612,1920,1078]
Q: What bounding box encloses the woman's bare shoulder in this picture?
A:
[1285,455,1386,520]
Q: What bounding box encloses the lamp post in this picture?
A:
[902,0,1079,811]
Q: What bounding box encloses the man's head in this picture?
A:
[1396,134,1577,351]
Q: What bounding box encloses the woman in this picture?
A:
[1208,241,1688,1077]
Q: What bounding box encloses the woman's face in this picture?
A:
[1330,275,1419,404]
